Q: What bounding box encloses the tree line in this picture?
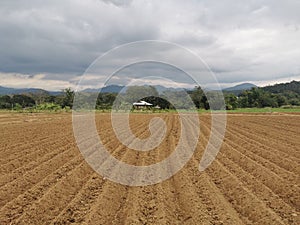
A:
[233,80,300,109]
[0,88,75,111]
[0,81,299,111]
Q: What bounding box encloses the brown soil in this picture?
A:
[0,112,299,225]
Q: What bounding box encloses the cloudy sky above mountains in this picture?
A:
[0,0,300,90]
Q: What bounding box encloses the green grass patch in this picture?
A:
[226,107,300,113]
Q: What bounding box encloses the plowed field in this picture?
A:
[0,112,299,225]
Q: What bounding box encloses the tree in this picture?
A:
[124,86,159,103]
[24,90,50,105]
[189,86,204,109]
[0,95,12,109]
[275,94,287,107]
[237,94,249,108]
[141,96,172,109]
[45,95,57,103]
[225,93,238,110]
[189,86,210,109]
[259,93,278,108]
[60,88,75,109]
[201,94,209,110]
[161,90,194,109]
[11,95,35,108]
[96,93,117,109]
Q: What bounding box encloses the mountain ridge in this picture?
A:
[1,81,298,95]
[223,83,257,91]
[0,86,61,95]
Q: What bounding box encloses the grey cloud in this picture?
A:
[0,0,300,90]
[0,0,160,75]
[102,0,133,7]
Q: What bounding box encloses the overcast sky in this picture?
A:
[0,0,300,90]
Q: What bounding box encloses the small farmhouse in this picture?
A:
[132,100,153,109]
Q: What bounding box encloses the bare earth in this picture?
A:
[0,112,299,225]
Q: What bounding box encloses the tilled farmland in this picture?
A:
[0,112,299,225]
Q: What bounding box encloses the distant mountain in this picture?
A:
[0,86,61,95]
[83,85,125,93]
[4,81,298,97]
[1,84,188,96]
[101,85,125,93]
[0,86,45,95]
[223,83,257,95]
[223,83,257,91]
[152,85,191,94]
[82,84,191,94]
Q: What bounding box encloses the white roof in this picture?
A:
[133,101,153,106]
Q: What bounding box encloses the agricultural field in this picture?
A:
[0,112,299,224]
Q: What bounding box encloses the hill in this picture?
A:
[0,86,45,95]
[83,85,124,93]
[82,85,190,94]
[223,83,257,95]
[0,86,61,95]
[261,80,300,94]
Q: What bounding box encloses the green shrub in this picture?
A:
[37,103,62,111]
